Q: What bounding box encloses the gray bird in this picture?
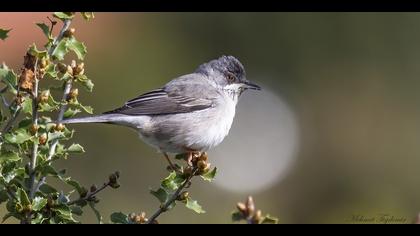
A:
[62,55,260,166]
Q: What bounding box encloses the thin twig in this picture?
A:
[67,182,110,206]
[1,102,21,134]
[33,18,73,194]
[147,167,199,224]
[28,58,39,200]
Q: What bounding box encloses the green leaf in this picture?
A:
[110,212,129,224]
[63,108,81,118]
[21,97,32,115]
[64,179,83,194]
[0,28,11,41]
[39,183,58,194]
[70,205,83,216]
[44,64,57,79]
[36,23,51,39]
[76,75,94,92]
[200,167,217,182]
[48,131,66,143]
[18,118,32,128]
[0,190,8,204]
[53,204,78,223]
[89,201,103,224]
[150,187,168,203]
[18,188,31,207]
[161,171,185,191]
[185,198,205,214]
[51,39,68,61]
[0,151,20,163]
[2,212,19,223]
[81,12,95,20]
[40,165,58,177]
[4,129,32,144]
[67,37,87,60]
[53,12,74,20]
[67,143,85,154]
[231,211,244,222]
[32,197,48,211]
[28,43,47,59]
[261,215,279,224]
[0,68,17,93]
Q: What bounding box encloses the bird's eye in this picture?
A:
[226,73,235,82]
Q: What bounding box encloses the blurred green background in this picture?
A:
[2,12,420,223]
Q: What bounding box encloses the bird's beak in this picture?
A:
[243,80,261,90]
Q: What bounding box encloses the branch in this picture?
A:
[68,182,110,206]
[34,19,73,193]
[146,167,199,224]
[28,58,39,200]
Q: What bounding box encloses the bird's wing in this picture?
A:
[103,75,216,116]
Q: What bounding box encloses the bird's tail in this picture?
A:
[60,114,120,124]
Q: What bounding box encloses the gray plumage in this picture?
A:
[61,55,260,154]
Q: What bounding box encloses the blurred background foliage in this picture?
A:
[2,12,420,223]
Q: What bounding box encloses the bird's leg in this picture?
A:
[163,152,177,171]
[186,152,193,166]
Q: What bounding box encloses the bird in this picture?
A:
[61,55,261,167]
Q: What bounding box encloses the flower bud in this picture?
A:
[40,58,48,69]
[246,196,255,216]
[177,191,189,201]
[236,202,247,214]
[197,160,207,170]
[63,28,75,38]
[66,65,73,75]
[90,184,97,193]
[49,123,57,132]
[68,88,78,100]
[39,133,47,145]
[29,124,39,135]
[198,152,208,162]
[70,60,77,69]
[252,210,262,223]
[57,63,67,74]
[54,123,65,132]
[39,90,50,104]
[183,166,193,177]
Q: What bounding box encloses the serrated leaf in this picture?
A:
[0,68,17,93]
[40,165,58,177]
[48,131,66,143]
[18,118,32,128]
[36,23,51,39]
[78,104,93,114]
[4,129,32,144]
[21,97,32,115]
[110,212,129,224]
[0,151,20,163]
[65,179,83,194]
[0,28,11,41]
[261,215,279,224]
[63,107,81,118]
[201,167,217,182]
[89,201,103,224]
[51,39,68,61]
[231,211,244,222]
[53,12,74,20]
[161,171,185,191]
[81,12,95,20]
[39,183,58,194]
[44,64,57,79]
[76,75,94,92]
[150,187,168,203]
[67,37,87,60]
[28,43,47,58]
[185,198,205,214]
[32,197,48,211]
[18,188,31,207]
[67,143,85,154]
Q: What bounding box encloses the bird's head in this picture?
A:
[196,55,261,101]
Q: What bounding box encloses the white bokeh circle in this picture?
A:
[210,86,300,193]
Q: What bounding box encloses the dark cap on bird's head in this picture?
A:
[196,55,260,91]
